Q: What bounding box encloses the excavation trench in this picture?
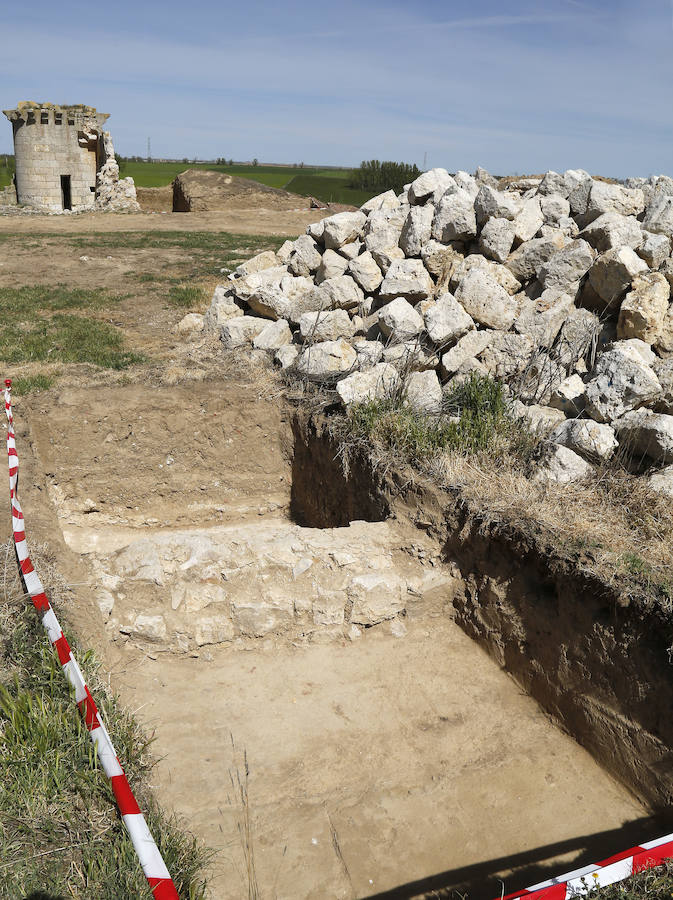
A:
[292,414,673,816]
[22,380,672,899]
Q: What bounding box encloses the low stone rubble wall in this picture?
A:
[0,184,17,206]
[191,165,673,494]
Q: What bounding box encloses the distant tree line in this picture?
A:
[349,159,421,195]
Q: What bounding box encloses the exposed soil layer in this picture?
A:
[136,185,173,212]
[292,412,673,817]
[291,412,390,526]
[172,169,311,213]
[112,610,651,900]
[0,206,324,236]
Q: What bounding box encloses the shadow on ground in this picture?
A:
[365,815,668,899]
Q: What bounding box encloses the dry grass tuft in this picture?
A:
[330,370,673,611]
[416,445,673,609]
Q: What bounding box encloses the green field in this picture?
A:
[284,174,372,206]
[0,155,14,190]
[0,156,377,206]
[120,161,370,205]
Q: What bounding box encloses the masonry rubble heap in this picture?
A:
[198,166,673,493]
[94,131,140,212]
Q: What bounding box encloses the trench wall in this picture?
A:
[290,411,673,814]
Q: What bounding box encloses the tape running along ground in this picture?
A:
[3,379,180,900]
[499,830,673,898]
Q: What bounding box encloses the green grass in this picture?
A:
[0,543,209,898]
[1,157,366,203]
[120,160,354,189]
[0,286,143,370]
[0,230,285,283]
[347,373,536,463]
[215,166,298,188]
[0,284,118,317]
[620,551,673,606]
[0,314,144,369]
[587,861,673,898]
[118,161,206,187]
[11,374,55,395]
[168,285,207,308]
[66,230,278,253]
[311,168,354,178]
[284,174,372,206]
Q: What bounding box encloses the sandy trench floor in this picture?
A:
[0,207,657,899]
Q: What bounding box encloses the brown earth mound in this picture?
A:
[136,185,173,212]
[172,168,310,212]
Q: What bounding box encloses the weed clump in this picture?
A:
[12,374,55,395]
[587,860,673,898]
[346,373,536,466]
[168,284,206,308]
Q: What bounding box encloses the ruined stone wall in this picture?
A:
[0,184,17,206]
[4,104,109,211]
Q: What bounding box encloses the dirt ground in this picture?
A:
[0,206,323,237]
[172,169,314,212]
[0,208,657,899]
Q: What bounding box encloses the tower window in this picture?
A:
[55,113,62,125]
[41,111,49,124]
[27,112,35,125]
[67,117,74,126]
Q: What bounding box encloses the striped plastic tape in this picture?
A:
[498,814,673,894]
[4,379,180,900]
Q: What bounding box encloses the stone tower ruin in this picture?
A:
[2,102,139,212]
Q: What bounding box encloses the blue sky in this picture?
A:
[1,0,672,176]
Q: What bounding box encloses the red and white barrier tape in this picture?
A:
[3,379,180,900]
[499,830,673,898]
